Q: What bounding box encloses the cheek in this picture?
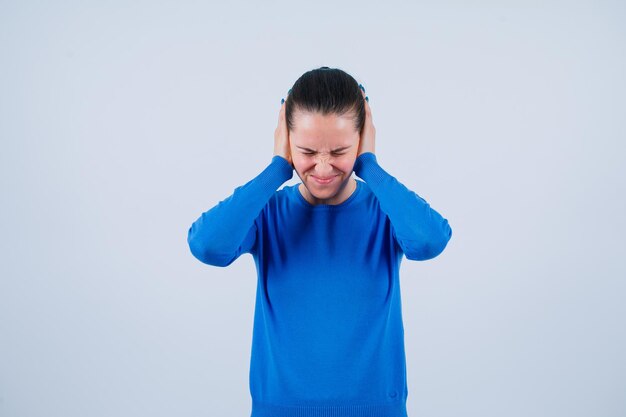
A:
[292,155,314,172]
[338,156,358,172]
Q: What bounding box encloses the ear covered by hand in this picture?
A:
[274,89,293,167]
[357,84,375,157]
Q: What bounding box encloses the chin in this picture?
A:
[295,168,352,201]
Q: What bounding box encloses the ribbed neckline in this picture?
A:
[290,179,364,209]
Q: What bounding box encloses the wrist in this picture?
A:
[353,152,377,174]
[272,154,293,166]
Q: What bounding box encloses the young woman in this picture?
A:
[187,66,452,417]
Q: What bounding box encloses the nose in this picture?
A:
[314,155,334,176]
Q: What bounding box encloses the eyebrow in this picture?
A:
[296,146,351,152]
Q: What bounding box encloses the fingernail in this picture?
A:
[281,98,285,104]
[359,84,365,92]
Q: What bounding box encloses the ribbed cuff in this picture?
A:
[258,155,293,191]
[353,152,387,189]
[272,155,294,176]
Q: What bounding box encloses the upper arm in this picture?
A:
[242,219,258,256]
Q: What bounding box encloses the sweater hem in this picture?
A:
[251,400,407,417]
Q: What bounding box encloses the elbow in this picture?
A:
[404,242,446,261]
[404,220,452,261]
[187,226,236,267]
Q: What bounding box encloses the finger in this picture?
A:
[358,85,370,107]
[282,88,291,105]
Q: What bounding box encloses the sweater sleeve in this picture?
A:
[187,156,293,267]
[353,152,452,261]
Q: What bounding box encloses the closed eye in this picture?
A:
[300,150,347,156]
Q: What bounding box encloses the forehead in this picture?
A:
[291,110,358,147]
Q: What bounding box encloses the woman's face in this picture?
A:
[289,110,360,205]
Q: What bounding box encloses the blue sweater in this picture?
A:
[187,152,452,417]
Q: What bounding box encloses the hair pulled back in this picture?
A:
[285,66,366,134]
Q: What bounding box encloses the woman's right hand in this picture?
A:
[273,92,293,167]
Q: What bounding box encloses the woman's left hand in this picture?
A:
[357,85,376,156]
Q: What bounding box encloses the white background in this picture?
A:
[1,1,625,416]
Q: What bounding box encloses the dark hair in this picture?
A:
[285,66,366,134]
